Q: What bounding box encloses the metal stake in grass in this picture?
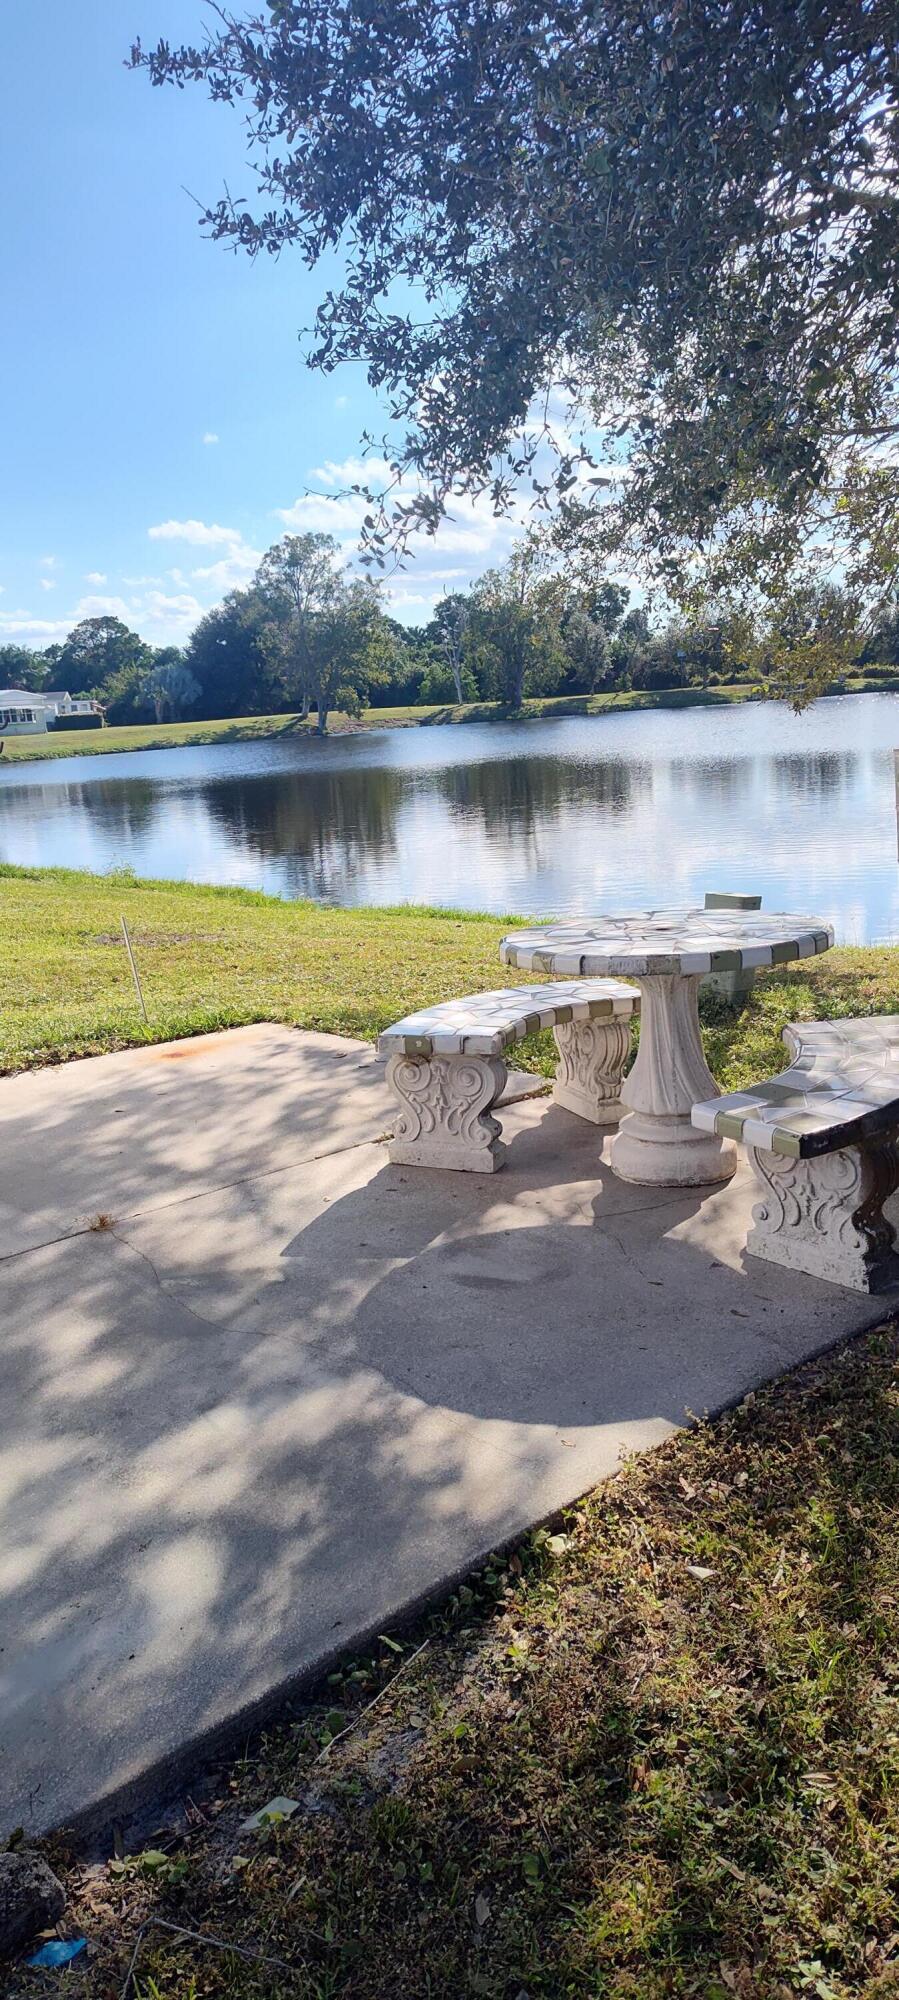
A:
[120,915,148,1023]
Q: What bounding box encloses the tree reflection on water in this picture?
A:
[0,701,896,936]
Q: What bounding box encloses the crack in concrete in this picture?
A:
[107,1226,229,1337]
[0,1132,393,1266]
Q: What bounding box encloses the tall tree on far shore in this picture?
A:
[467,536,565,709]
[185,590,280,718]
[430,594,469,706]
[255,534,342,720]
[55,616,149,696]
[303,575,387,734]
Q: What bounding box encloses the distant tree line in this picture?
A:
[4,532,898,731]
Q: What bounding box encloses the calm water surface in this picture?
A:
[2,694,897,943]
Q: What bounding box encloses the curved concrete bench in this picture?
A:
[379,979,640,1171]
[692,1015,899,1292]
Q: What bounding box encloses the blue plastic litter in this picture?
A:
[25,1939,87,1968]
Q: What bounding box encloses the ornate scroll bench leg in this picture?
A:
[551,1017,631,1125]
[385,1052,508,1171]
[745,1137,899,1293]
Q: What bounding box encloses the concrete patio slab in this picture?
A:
[0,1023,544,1254]
[1,1026,891,1842]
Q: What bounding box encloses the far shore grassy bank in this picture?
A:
[2,863,898,1088]
[2,671,897,767]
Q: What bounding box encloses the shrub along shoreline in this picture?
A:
[1,672,897,766]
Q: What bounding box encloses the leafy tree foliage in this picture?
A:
[254,531,390,731]
[752,584,866,709]
[865,604,899,667]
[142,651,201,722]
[429,595,470,705]
[185,589,281,718]
[0,644,48,693]
[55,616,149,696]
[6,535,890,730]
[365,618,429,707]
[561,609,611,697]
[100,661,153,725]
[558,582,630,694]
[255,533,344,719]
[467,538,566,709]
[302,575,387,734]
[134,1,899,665]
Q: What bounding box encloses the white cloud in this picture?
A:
[139,590,206,640]
[276,491,377,535]
[310,455,395,488]
[75,594,133,621]
[39,554,58,571]
[68,588,205,644]
[39,577,56,592]
[385,587,444,613]
[202,432,219,446]
[276,452,533,621]
[191,544,262,592]
[84,571,108,585]
[0,555,211,651]
[0,612,69,641]
[145,588,204,617]
[148,518,243,547]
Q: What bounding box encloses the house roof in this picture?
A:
[0,690,46,705]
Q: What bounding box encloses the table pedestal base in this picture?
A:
[610,1107,736,1187]
[609,972,736,1188]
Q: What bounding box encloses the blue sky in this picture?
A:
[0,0,529,650]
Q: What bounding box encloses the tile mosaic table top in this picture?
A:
[783,1015,899,1067]
[500,909,834,979]
[692,1014,899,1159]
[378,979,640,1059]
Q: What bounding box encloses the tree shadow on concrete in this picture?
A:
[0,1027,392,1248]
[1,1085,881,1843]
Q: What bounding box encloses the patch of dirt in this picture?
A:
[92,932,225,947]
[149,1044,213,1062]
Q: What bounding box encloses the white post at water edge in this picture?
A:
[120,915,148,1022]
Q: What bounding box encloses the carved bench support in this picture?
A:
[552,1018,631,1125]
[746,1138,899,1292]
[385,1053,508,1171]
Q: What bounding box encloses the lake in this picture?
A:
[2,693,898,943]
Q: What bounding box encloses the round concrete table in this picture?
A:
[500,910,834,1186]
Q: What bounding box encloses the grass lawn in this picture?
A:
[6,866,899,1997]
[11,1318,899,1998]
[3,675,896,767]
[2,862,899,1085]
[0,709,321,765]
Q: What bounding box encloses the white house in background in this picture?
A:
[42,691,104,722]
[0,690,48,735]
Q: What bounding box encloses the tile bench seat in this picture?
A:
[379,980,640,1171]
[692,1015,899,1292]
